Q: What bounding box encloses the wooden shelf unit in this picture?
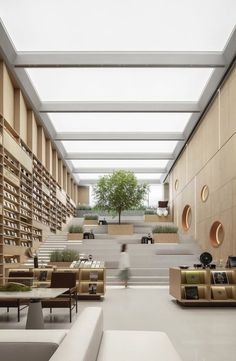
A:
[169,267,236,306]
[78,267,106,298]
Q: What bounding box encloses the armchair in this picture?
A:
[0,271,34,321]
[42,272,78,322]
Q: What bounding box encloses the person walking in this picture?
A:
[118,244,130,288]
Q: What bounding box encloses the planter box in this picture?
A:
[67,233,83,241]
[47,262,72,268]
[84,219,98,225]
[108,224,134,235]
[153,233,179,243]
[145,214,172,222]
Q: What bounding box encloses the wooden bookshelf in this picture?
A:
[169,267,236,306]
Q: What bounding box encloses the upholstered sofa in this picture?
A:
[0,307,182,361]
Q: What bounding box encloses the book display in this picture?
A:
[170,267,236,305]
[0,116,76,284]
[184,286,199,300]
[78,263,105,298]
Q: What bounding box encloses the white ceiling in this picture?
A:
[0,1,235,186]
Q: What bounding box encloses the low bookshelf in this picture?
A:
[169,267,236,306]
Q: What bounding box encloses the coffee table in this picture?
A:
[0,288,68,329]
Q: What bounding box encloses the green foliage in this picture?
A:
[93,170,148,224]
[68,225,84,233]
[50,249,80,262]
[84,214,98,220]
[145,209,156,215]
[77,204,92,210]
[0,283,31,292]
[152,225,178,234]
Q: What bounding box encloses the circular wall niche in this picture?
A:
[201,185,209,202]
[182,205,192,231]
[210,221,224,248]
[174,179,179,191]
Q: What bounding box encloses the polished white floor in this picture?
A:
[0,286,236,361]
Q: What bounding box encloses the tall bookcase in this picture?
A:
[169,267,236,305]
[0,116,76,284]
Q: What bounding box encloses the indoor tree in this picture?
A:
[93,170,148,224]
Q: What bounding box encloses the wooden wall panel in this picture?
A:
[46,139,53,174]
[37,126,46,166]
[77,186,90,205]
[58,159,63,187]
[170,64,236,260]
[63,166,67,192]
[220,66,236,146]
[27,111,38,155]
[52,149,58,182]
[14,89,28,143]
[0,63,14,126]
[172,149,187,196]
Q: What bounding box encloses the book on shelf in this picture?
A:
[89,283,97,294]
[185,271,201,284]
[184,286,199,300]
[89,271,98,281]
[212,271,229,284]
[212,286,227,300]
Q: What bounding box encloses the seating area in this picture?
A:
[0,307,182,361]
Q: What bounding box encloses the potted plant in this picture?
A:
[152,225,179,243]
[144,208,158,222]
[48,249,80,267]
[83,214,98,225]
[67,225,84,240]
[93,170,148,235]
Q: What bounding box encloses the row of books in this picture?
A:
[184,286,231,300]
[185,271,230,284]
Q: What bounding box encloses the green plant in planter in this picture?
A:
[152,225,178,234]
[84,214,98,220]
[50,249,80,262]
[0,283,31,292]
[68,225,84,233]
[77,204,92,210]
[145,209,156,215]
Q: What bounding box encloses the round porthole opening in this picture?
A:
[210,221,224,248]
[174,179,179,191]
[182,205,192,231]
[201,185,209,202]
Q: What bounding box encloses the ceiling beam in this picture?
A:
[54,132,185,141]
[72,167,166,174]
[64,152,174,160]
[14,51,225,68]
[40,101,200,113]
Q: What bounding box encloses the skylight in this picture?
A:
[49,113,190,133]
[26,68,213,102]
[62,141,178,154]
[71,160,168,169]
[1,0,235,51]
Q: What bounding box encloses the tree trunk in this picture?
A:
[118,210,121,224]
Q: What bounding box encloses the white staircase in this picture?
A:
[24,234,82,266]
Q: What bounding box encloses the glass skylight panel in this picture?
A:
[26,68,213,102]
[49,113,190,133]
[1,0,236,51]
[62,141,177,153]
[71,160,168,169]
[75,173,162,181]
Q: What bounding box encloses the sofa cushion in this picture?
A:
[0,330,67,361]
[49,307,103,361]
[97,330,182,361]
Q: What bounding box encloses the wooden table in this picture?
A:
[0,288,68,329]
